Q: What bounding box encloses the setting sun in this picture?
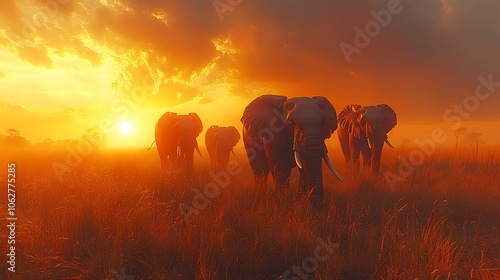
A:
[118,122,133,134]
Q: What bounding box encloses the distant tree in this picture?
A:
[6,128,21,137]
[467,132,482,158]
[43,138,54,146]
[454,127,467,153]
[34,138,55,149]
[82,128,108,148]
[3,129,30,148]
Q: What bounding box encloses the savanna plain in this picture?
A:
[0,145,499,280]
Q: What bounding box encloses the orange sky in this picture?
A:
[0,0,499,147]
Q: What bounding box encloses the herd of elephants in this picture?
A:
[153,94,397,203]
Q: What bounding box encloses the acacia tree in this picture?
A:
[454,127,467,153]
[3,129,30,147]
[467,132,482,158]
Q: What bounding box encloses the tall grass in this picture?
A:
[0,146,498,279]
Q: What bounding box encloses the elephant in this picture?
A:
[337,104,397,173]
[154,112,203,173]
[205,125,240,171]
[240,94,342,203]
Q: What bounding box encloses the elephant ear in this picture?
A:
[156,112,178,134]
[227,126,241,147]
[205,125,216,152]
[313,96,338,139]
[377,104,397,133]
[210,125,219,134]
[338,104,362,138]
[241,94,287,136]
[157,112,177,125]
[189,113,203,136]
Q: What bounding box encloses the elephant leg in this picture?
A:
[243,131,270,188]
[255,173,269,188]
[338,129,351,164]
[352,146,361,169]
[271,164,291,190]
[299,168,307,194]
[361,148,371,168]
[209,156,215,171]
[265,143,292,191]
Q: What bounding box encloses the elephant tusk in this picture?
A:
[195,146,203,157]
[177,146,181,157]
[294,151,303,169]
[367,138,372,149]
[385,138,395,148]
[147,140,156,150]
[231,149,236,157]
[323,154,343,182]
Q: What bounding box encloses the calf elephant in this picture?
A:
[205,125,240,171]
[154,112,203,173]
[337,104,397,173]
[241,95,342,203]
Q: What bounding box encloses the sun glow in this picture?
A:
[118,122,133,134]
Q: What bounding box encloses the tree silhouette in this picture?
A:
[3,129,30,148]
[454,127,467,153]
[6,128,21,137]
[467,132,482,158]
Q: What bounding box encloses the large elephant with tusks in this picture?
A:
[241,95,343,205]
[337,104,397,173]
[154,112,203,173]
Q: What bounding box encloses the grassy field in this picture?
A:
[0,145,499,279]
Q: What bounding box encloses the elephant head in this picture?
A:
[155,112,203,172]
[241,95,342,202]
[205,125,240,171]
[337,104,397,173]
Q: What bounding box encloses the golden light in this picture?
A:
[118,122,133,134]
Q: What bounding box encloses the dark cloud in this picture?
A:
[88,1,221,76]
[1,0,499,125]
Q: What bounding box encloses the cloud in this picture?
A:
[0,0,498,134]
[0,101,29,112]
[18,46,53,68]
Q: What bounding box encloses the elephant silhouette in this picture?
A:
[205,125,240,171]
[241,95,342,205]
[153,112,203,174]
[337,104,397,173]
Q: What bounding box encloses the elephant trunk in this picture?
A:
[215,149,231,171]
[370,136,385,174]
[302,151,324,200]
[296,126,325,201]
